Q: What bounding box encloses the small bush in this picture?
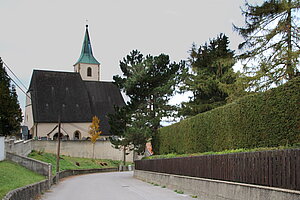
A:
[174,190,184,194]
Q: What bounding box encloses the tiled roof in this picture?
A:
[28,70,124,135]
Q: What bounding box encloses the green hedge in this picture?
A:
[156,77,300,154]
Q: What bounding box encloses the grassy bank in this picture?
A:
[0,160,45,199]
[28,151,132,174]
[144,144,300,160]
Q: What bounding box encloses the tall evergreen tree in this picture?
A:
[234,0,300,90]
[180,34,237,117]
[109,50,184,154]
[108,106,131,152]
[0,58,22,136]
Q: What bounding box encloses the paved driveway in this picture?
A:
[41,171,196,200]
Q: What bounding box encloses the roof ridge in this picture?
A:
[33,69,76,73]
[83,80,114,83]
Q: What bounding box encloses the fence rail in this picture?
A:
[135,149,300,191]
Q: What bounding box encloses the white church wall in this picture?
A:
[75,63,100,81]
[36,122,91,139]
[24,92,34,131]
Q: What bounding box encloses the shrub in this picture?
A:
[155,77,300,154]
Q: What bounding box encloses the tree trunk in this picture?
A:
[286,1,293,79]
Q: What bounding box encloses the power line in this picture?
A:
[6,71,31,100]
[3,60,28,91]
[1,59,31,99]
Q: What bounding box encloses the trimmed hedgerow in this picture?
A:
[156,77,300,154]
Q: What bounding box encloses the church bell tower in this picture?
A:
[74,25,100,81]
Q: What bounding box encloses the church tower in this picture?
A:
[74,25,100,81]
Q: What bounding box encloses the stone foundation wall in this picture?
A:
[32,140,135,162]
[134,170,300,200]
[3,180,50,200]
[6,152,52,178]
[4,139,136,162]
[0,136,5,161]
[5,139,32,157]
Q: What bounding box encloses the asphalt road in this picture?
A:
[41,171,196,200]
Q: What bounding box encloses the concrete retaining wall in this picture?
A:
[52,168,118,184]
[6,152,52,178]
[32,140,135,162]
[134,170,300,200]
[0,136,5,161]
[3,180,50,200]
[4,139,136,162]
[5,139,32,156]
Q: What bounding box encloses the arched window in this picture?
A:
[73,131,81,140]
[53,132,63,140]
[87,67,92,77]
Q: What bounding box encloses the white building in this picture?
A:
[24,25,124,140]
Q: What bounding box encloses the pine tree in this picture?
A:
[0,58,22,136]
[108,106,130,152]
[180,34,237,117]
[234,0,300,90]
[110,50,184,154]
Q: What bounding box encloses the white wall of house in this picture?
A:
[74,63,100,81]
[24,92,34,132]
[24,93,93,139]
[0,137,5,161]
[34,122,93,139]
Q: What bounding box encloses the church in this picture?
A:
[24,25,125,140]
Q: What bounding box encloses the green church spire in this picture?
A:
[75,25,100,65]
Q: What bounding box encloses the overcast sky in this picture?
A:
[0,0,263,116]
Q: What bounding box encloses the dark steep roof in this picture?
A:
[28,70,125,136]
[84,81,125,135]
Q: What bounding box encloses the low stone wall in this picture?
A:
[3,164,118,200]
[5,139,32,156]
[52,168,118,184]
[6,152,52,178]
[134,170,300,200]
[0,136,5,161]
[32,140,135,162]
[4,139,139,162]
[3,180,50,200]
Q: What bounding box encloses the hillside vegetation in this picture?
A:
[155,77,300,154]
[145,145,300,160]
[28,151,131,174]
[0,161,45,199]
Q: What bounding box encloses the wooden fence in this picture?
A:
[135,149,300,191]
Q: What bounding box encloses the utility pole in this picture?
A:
[56,115,61,183]
[123,145,126,166]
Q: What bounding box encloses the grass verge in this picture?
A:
[144,144,300,160]
[28,150,132,174]
[0,160,45,199]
